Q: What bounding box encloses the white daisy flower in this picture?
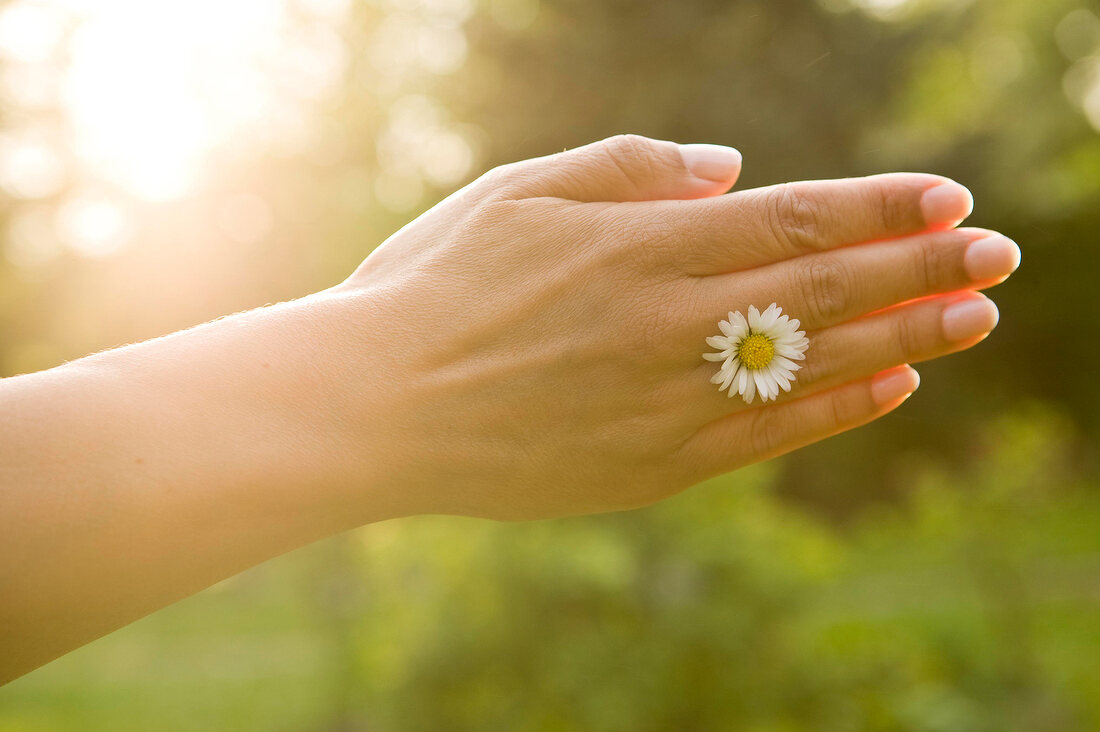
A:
[703,303,810,404]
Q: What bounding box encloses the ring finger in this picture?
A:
[675,290,999,424]
[685,227,1018,348]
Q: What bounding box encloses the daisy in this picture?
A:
[703,303,810,404]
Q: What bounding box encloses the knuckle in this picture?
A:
[481,162,516,186]
[469,196,525,227]
[769,183,827,251]
[827,389,853,427]
[632,212,683,266]
[599,134,665,189]
[602,134,656,162]
[870,181,916,233]
[460,198,556,251]
[893,314,925,360]
[598,204,684,273]
[799,257,852,323]
[473,162,525,197]
[913,237,953,292]
[748,406,788,457]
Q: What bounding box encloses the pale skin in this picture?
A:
[0,135,1020,683]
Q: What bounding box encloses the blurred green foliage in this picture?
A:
[3,406,1096,730]
[1,0,1098,729]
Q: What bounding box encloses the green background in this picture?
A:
[2,0,1098,729]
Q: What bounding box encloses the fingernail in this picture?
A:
[679,143,743,183]
[964,234,1021,280]
[872,366,920,406]
[942,297,999,341]
[920,181,973,225]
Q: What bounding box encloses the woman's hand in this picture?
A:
[324,134,1019,520]
[0,134,1019,680]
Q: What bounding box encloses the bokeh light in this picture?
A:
[0,0,480,270]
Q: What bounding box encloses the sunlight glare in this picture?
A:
[60,1,283,200]
[11,0,351,202]
[0,2,64,64]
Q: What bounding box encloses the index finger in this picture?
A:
[646,173,973,275]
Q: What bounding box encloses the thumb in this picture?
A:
[491,134,743,202]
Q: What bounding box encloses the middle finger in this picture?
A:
[674,226,1019,361]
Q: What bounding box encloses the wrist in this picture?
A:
[0,294,414,676]
[78,291,416,534]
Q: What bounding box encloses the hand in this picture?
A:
[326,134,1019,520]
[0,134,1020,680]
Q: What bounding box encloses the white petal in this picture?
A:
[753,370,770,400]
[703,352,727,361]
[718,320,735,337]
[742,373,756,403]
[721,362,739,391]
[747,305,762,330]
[773,331,802,345]
[706,335,730,350]
[774,370,792,392]
[772,356,799,371]
[762,303,780,329]
[763,369,781,396]
[767,319,800,341]
[758,384,772,402]
[773,363,796,378]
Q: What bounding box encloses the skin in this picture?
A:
[0,135,1019,683]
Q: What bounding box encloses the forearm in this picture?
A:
[0,290,399,682]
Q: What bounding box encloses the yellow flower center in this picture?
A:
[738,333,775,370]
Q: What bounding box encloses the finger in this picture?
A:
[697,227,1019,333]
[677,365,920,481]
[631,172,974,275]
[683,292,997,423]
[483,134,743,203]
